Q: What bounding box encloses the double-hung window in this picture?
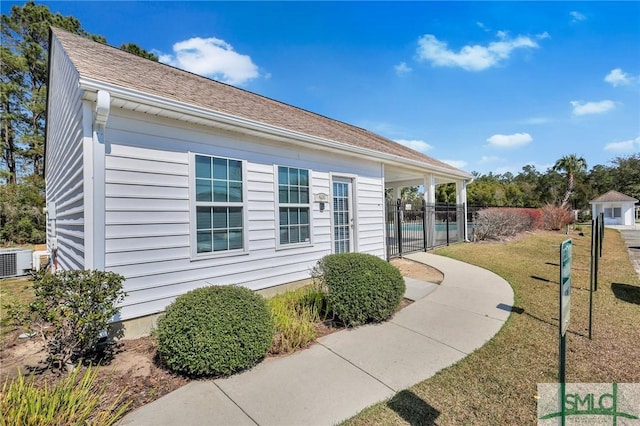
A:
[604,207,622,218]
[194,154,245,255]
[277,166,311,246]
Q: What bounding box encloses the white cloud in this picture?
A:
[604,136,640,152]
[477,22,490,32]
[486,132,533,148]
[570,11,586,23]
[493,161,553,175]
[527,162,554,172]
[570,100,616,116]
[159,37,259,85]
[394,62,412,75]
[521,116,551,125]
[415,33,539,71]
[536,32,551,40]
[359,120,403,137]
[604,68,632,87]
[494,165,518,175]
[478,155,504,164]
[442,159,468,169]
[394,139,433,153]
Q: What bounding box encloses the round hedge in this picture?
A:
[315,253,405,327]
[156,285,274,377]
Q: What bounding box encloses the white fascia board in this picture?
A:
[78,77,473,181]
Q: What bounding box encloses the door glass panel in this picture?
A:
[333,181,351,253]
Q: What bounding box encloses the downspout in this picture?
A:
[84,90,110,270]
[93,90,110,271]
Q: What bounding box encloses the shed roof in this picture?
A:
[589,190,639,203]
[50,27,470,179]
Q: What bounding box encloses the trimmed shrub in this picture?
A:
[541,204,573,230]
[156,285,274,377]
[29,270,126,369]
[268,286,325,354]
[312,253,405,327]
[472,208,534,241]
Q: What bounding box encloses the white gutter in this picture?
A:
[78,77,473,181]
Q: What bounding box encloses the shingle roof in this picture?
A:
[50,27,469,177]
[590,190,639,203]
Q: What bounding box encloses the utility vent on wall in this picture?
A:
[0,249,33,279]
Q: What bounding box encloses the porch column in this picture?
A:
[455,180,468,241]
[424,174,436,247]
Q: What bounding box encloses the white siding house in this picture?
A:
[589,190,638,226]
[45,28,473,332]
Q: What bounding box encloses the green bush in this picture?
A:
[0,366,130,426]
[156,285,274,377]
[29,270,126,369]
[312,253,405,327]
[268,286,325,354]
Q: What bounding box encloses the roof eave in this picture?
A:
[78,77,473,181]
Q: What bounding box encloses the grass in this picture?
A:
[0,276,34,345]
[342,228,640,425]
[267,286,326,355]
[1,366,130,426]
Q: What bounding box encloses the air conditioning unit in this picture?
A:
[0,249,33,279]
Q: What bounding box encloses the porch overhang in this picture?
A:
[384,162,473,189]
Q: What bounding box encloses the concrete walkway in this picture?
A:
[613,226,640,278]
[119,253,514,426]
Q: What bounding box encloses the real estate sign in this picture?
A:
[558,238,573,421]
[560,239,572,336]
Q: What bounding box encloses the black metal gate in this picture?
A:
[385,199,466,259]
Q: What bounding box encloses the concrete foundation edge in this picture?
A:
[113,278,314,339]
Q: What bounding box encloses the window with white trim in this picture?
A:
[194,154,244,254]
[604,207,622,218]
[277,166,311,245]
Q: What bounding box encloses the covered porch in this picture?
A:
[383,163,472,259]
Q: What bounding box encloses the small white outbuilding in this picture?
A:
[589,190,639,226]
[45,28,472,334]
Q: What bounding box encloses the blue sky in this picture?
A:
[7,1,639,175]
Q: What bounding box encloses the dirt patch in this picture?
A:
[98,337,188,412]
[0,337,47,381]
[0,334,188,415]
[390,257,444,284]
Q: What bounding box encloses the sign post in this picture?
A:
[559,239,572,425]
[594,215,600,292]
[589,219,596,339]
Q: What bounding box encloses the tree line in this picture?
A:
[442,153,640,211]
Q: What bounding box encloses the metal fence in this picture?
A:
[385,199,466,259]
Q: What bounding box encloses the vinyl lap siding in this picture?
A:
[45,39,85,270]
[103,111,384,320]
[356,177,385,257]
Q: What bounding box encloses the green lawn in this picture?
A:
[0,276,34,345]
[343,229,640,425]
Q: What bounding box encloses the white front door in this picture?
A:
[332,178,354,253]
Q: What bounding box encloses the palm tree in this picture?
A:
[553,154,587,208]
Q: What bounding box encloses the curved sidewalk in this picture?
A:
[119,253,514,426]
